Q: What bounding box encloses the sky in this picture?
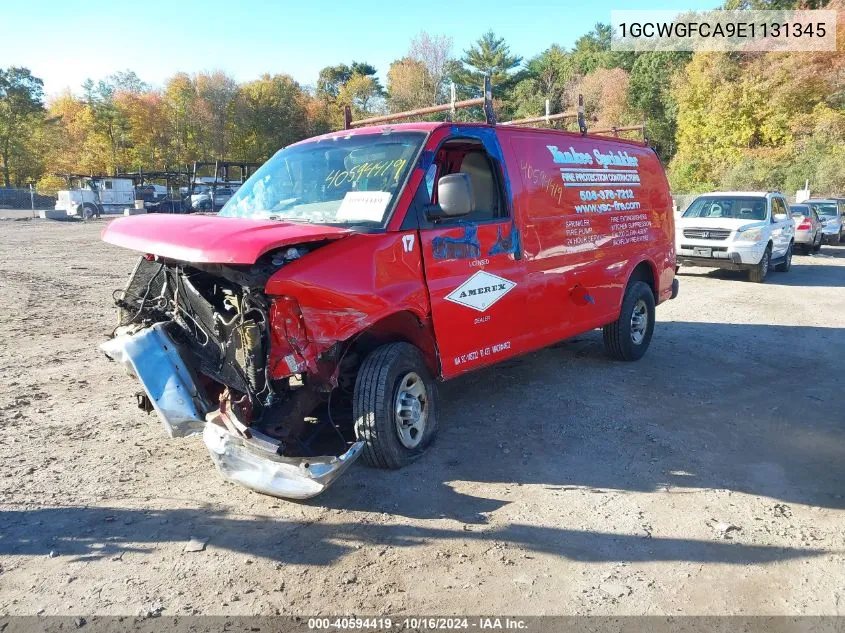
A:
[3,0,718,98]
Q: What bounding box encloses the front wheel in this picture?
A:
[749,247,770,283]
[353,342,439,469]
[603,280,656,362]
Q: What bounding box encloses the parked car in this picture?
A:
[133,184,168,208]
[676,191,795,282]
[790,204,823,253]
[148,195,189,214]
[100,120,678,499]
[805,199,844,245]
[189,184,237,211]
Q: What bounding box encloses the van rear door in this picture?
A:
[416,130,527,378]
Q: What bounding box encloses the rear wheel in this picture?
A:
[812,233,822,252]
[353,342,439,469]
[603,280,655,362]
[749,247,770,283]
[775,242,793,272]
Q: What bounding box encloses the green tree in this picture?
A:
[571,23,635,75]
[82,76,131,172]
[316,62,382,101]
[0,67,45,187]
[628,52,690,160]
[508,45,575,120]
[451,31,523,97]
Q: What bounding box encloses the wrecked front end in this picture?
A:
[102,253,363,499]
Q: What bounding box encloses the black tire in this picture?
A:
[353,342,439,469]
[775,242,793,272]
[81,202,98,219]
[812,234,822,252]
[748,246,770,283]
[603,280,656,362]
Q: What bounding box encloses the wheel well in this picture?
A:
[346,311,439,378]
[629,261,657,300]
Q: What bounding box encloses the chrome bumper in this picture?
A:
[204,423,364,500]
[101,323,363,499]
[101,323,208,438]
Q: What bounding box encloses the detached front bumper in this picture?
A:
[204,423,364,500]
[101,323,363,499]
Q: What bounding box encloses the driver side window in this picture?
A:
[426,140,506,224]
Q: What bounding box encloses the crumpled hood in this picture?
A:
[102,214,354,264]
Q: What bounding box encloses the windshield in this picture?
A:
[790,205,810,216]
[683,196,767,220]
[220,132,425,226]
[809,202,838,217]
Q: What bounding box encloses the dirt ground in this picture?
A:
[1,217,844,617]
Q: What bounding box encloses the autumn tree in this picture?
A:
[195,71,238,158]
[387,57,431,112]
[230,74,311,162]
[116,91,169,169]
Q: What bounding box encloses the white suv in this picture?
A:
[676,191,795,283]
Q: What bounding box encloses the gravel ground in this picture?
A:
[1,217,844,617]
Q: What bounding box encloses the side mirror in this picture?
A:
[428,173,474,220]
[773,213,788,222]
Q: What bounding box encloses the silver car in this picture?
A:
[790,204,823,253]
[806,199,844,245]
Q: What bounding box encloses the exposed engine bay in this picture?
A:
[102,248,364,499]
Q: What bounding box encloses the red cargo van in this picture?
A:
[101,96,677,499]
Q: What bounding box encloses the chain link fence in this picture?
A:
[0,187,57,211]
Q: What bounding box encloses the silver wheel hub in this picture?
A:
[631,299,648,345]
[394,372,428,449]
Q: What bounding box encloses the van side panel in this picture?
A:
[498,127,675,343]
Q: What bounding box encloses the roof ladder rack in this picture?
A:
[502,99,578,126]
[343,77,496,129]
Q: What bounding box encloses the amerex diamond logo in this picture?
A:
[445,270,517,312]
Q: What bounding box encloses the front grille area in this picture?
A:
[680,245,728,252]
[683,228,732,240]
[118,257,252,395]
